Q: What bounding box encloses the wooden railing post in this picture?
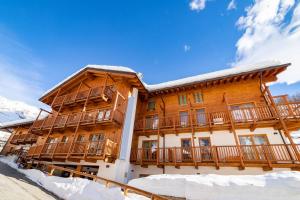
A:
[223,93,245,169]
[264,85,300,161]
[262,145,272,170]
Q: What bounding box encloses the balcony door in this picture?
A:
[88,133,105,155]
[231,103,256,122]
[239,134,270,161]
[45,137,58,153]
[181,138,192,162]
[142,140,157,161]
[199,137,211,161]
[179,111,189,127]
[196,108,206,126]
[145,115,158,130]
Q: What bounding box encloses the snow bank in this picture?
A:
[0,156,147,200]
[128,173,300,200]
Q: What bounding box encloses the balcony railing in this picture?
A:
[135,103,300,132]
[27,139,118,161]
[131,144,300,167]
[30,108,124,134]
[10,134,38,145]
[52,86,115,108]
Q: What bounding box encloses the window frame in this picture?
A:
[193,92,204,104]
[147,99,156,111]
[178,94,188,106]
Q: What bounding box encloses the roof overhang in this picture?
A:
[40,65,147,103]
[147,63,290,96]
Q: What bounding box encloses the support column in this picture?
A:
[114,88,138,183]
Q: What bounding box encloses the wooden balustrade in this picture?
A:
[52,86,115,108]
[131,144,300,168]
[134,103,300,132]
[27,139,118,161]
[10,134,38,144]
[30,108,122,134]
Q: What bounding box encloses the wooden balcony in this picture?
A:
[130,144,300,169]
[30,108,125,135]
[52,86,115,109]
[27,139,118,162]
[10,134,38,145]
[135,103,300,135]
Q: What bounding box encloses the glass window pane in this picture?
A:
[239,136,253,145]
[199,138,210,146]
[196,109,206,125]
[253,136,268,145]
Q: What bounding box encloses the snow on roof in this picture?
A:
[145,61,285,91]
[0,118,34,129]
[41,61,287,99]
[41,65,137,99]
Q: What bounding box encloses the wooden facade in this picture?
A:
[2,63,300,173]
[131,64,300,170]
[23,67,145,164]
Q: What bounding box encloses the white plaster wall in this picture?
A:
[137,127,286,148]
[130,165,291,180]
[96,161,117,180]
[130,165,163,179]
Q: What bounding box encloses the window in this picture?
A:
[104,110,111,120]
[231,103,256,122]
[142,140,157,160]
[88,133,105,155]
[145,115,158,129]
[77,135,85,142]
[61,136,68,143]
[196,108,206,125]
[194,92,203,103]
[239,134,270,160]
[179,111,189,127]
[147,100,156,111]
[142,140,157,149]
[89,133,105,142]
[181,138,192,161]
[239,135,269,145]
[199,137,212,160]
[199,137,211,146]
[178,94,187,105]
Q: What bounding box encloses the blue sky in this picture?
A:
[0,0,299,106]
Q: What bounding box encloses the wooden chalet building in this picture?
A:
[2,63,300,182]
[0,119,35,155]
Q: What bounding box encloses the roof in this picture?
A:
[0,118,34,130]
[40,65,140,100]
[41,61,289,99]
[145,61,288,92]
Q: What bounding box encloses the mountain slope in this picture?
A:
[0,96,39,124]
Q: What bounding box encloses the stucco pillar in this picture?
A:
[113,87,138,183]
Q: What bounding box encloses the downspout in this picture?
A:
[160,95,166,174]
[278,129,294,162]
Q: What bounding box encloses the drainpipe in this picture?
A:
[278,129,294,162]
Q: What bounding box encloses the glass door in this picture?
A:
[196,109,206,126]
[142,140,157,161]
[239,135,269,161]
[181,138,192,162]
[199,137,211,161]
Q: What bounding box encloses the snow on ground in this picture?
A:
[0,156,148,200]
[128,172,300,200]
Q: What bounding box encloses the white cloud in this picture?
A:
[234,0,300,85]
[184,44,191,52]
[190,0,206,11]
[0,27,45,106]
[227,0,237,10]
